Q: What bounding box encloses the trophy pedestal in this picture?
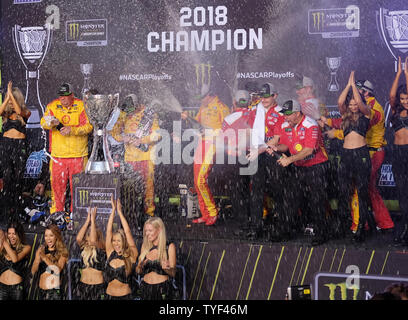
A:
[72,172,121,233]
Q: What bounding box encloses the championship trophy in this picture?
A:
[12,24,52,151]
[326,57,341,92]
[80,63,93,97]
[377,8,408,127]
[72,93,121,233]
[378,8,408,72]
[83,93,119,174]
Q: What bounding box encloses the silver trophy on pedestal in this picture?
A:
[84,94,119,174]
[326,57,341,92]
[378,8,408,72]
[80,63,93,97]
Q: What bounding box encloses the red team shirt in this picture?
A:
[264,105,286,140]
[221,108,255,133]
[221,104,285,144]
[277,115,328,167]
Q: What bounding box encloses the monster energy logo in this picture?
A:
[314,271,408,300]
[195,62,212,87]
[78,189,89,205]
[66,19,108,46]
[308,6,360,38]
[324,282,359,300]
[68,23,79,40]
[312,12,325,31]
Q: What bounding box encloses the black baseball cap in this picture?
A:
[281,99,301,115]
[259,83,277,98]
[58,83,73,96]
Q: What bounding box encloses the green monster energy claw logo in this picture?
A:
[312,12,325,31]
[324,282,359,300]
[194,62,212,87]
[78,189,89,205]
[69,23,79,40]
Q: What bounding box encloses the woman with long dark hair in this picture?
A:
[31,224,69,300]
[389,56,408,246]
[136,216,177,300]
[104,196,138,299]
[0,81,31,218]
[0,221,31,300]
[323,71,372,242]
[75,206,106,300]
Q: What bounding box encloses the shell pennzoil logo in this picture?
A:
[61,115,71,124]
[295,143,303,152]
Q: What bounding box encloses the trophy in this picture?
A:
[80,63,93,97]
[84,94,119,174]
[378,8,408,72]
[12,24,52,150]
[12,24,51,128]
[326,57,341,92]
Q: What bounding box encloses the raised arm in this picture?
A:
[350,72,370,117]
[31,245,44,275]
[105,196,117,256]
[89,207,100,248]
[0,90,11,116]
[390,57,405,110]
[338,74,352,115]
[116,199,138,260]
[76,207,91,246]
[6,81,23,116]
[16,244,32,262]
[406,57,408,95]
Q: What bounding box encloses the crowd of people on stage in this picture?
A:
[1,56,408,299]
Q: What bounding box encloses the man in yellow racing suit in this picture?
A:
[182,87,230,225]
[109,94,160,216]
[40,83,93,214]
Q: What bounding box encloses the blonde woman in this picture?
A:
[0,221,31,300]
[75,206,106,300]
[104,197,138,300]
[136,217,177,300]
[31,224,69,300]
[0,81,31,217]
